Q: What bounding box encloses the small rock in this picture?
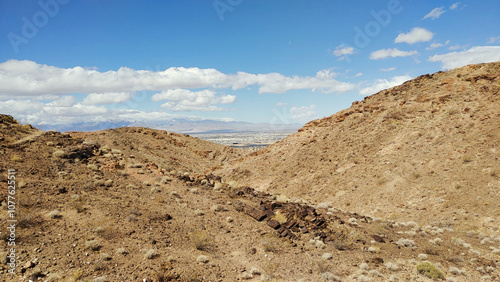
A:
[24,261,35,269]
[322,253,333,260]
[197,255,209,263]
[249,267,261,275]
[240,272,253,279]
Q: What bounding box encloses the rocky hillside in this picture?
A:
[0,62,499,281]
[215,62,500,233]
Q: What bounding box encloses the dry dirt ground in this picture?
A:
[0,62,499,281]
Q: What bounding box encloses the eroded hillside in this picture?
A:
[215,62,500,234]
[0,62,499,281]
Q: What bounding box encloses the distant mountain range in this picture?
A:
[35,118,302,134]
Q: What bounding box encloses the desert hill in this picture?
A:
[215,62,500,234]
[0,62,499,281]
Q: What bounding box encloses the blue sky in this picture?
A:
[0,0,499,128]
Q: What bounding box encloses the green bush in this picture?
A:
[416,261,445,280]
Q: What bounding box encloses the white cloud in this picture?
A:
[380,67,396,72]
[0,98,234,126]
[488,36,500,44]
[448,44,462,50]
[289,105,316,120]
[369,48,418,60]
[47,95,76,107]
[449,2,460,10]
[428,46,500,69]
[395,27,434,44]
[355,73,363,77]
[426,43,444,50]
[0,99,44,116]
[151,89,235,112]
[81,92,133,105]
[423,7,446,20]
[359,75,412,96]
[333,45,355,61]
[0,60,354,96]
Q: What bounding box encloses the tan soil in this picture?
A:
[0,62,499,281]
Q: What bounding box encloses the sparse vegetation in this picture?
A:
[85,240,102,251]
[10,155,23,162]
[190,231,211,251]
[1,63,500,281]
[416,261,445,280]
[262,235,283,252]
[144,249,158,259]
[272,210,288,224]
[52,150,66,158]
[46,210,61,219]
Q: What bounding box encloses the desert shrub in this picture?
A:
[190,231,211,251]
[52,150,66,158]
[416,261,445,280]
[385,262,399,271]
[69,268,84,281]
[116,248,127,255]
[10,155,23,162]
[396,238,416,248]
[46,210,61,219]
[85,240,101,251]
[70,195,87,213]
[100,253,111,261]
[18,211,43,229]
[272,210,288,224]
[422,243,440,255]
[144,249,158,259]
[262,235,283,252]
[46,273,62,281]
[196,255,209,263]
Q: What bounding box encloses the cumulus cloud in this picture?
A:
[151,89,236,112]
[369,48,418,60]
[359,75,412,96]
[380,67,396,72]
[0,98,234,126]
[355,73,363,77]
[428,46,500,69]
[0,60,354,96]
[423,7,446,20]
[289,105,317,120]
[395,27,434,44]
[81,92,133,105]
[47,95,76,107]
[333,45,355,61]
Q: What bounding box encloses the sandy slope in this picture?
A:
[0,62,499,281]
[215,62,500,233]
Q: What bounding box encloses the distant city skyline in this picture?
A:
[0,0,499,129]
